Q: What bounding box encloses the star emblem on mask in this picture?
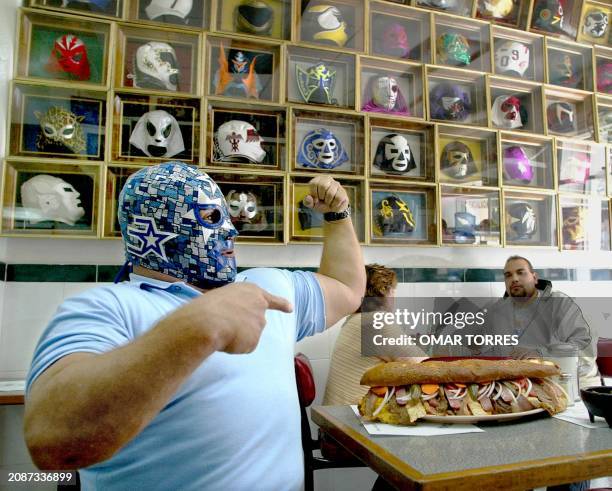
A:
[127,216,178,262]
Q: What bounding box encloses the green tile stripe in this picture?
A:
[0,263,610,282]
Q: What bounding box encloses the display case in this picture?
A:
[286,45,356,109]
[111,91,201,165]
[595,48,612,95]
[289,176,365,242]
[205,35,281,102]
[596,96,612,144]
[415,0,473,17]
[437,124,498,186]
[207,101,286,170]
[214,0,290,40]
[492,26,545,82]
[29,0,124,19]
[440,185,501,246]
[1,160,101,238]
[16,9,111,88]
[544,87,595,141]
[500,132,554,190]
[433,12,491,72]
[529,0,582,40]
[556,139,607,195]
[427,66,488,127]
[359,57,424,119]
[115,24,201,96]
[126,0,209,30]
[600,198,611,250]
[297,0,365,52]
[475,0,530,29]
[207,171,285,243]
[102,165,142,238]
[369,182,437,245]
[545,38,593,92]
[489,77,544,134]
[559,194,600,250]
[577,1,611,47]
[369,1,431,63]
[290,108,364,174]
[8,82,107,161]
[503,190,557,247]
[369,118,435,182]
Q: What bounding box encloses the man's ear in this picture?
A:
[533,271,538,282]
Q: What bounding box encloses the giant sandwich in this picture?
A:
[358,359,568,425]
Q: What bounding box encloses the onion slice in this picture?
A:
[373,386,395,417]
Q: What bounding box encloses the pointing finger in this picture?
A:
[263,291,293,313]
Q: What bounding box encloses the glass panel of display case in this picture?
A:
[126,0,209,29]
[489,77,544,134]
[433,12,491,72]
[115,24,201,96]
[415,0,473,17]
[544,87,595,141]
[601,198,611,250]
[8,83,107,161]
[503,190,557,247]
[369,118,435,182]
[427,67,487,127]
[1,160,100,238]
[291,108,364,175]
[608,146,612,197]
[437,124,498,186]
[16,9,111,88]
[529,0,583,40]
[492,26,545,82]
[500,132,554,190]
[597,96,612,144]
[205,35,281,102]
[559,194,601,251]
[29,0,123,19]
[369,183,437,245]
[297,0,365,52]
[206,172,285,243]
[556,139,607,195]
[111,92,201,165]
[212,0,290,39]
[360,57,424,119]
[475,0,530,29]
[441,186,501,246]
[207,101,286,171]
[289,176,365,243]
[595,49,612,95]
[545,38,594,92]
[369,1,431,63]
[103,165,142,238]
[577,1,611,47]
[286,46,356,109]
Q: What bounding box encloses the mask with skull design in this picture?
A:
[441,141,477,179]
[373,134,416,174]
[362,76,410,115]
[584,10,609,38]
[129,110,184,158]
[225,189,259,232]
[297,128,349,169]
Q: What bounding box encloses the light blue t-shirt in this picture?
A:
[26,268,326,491]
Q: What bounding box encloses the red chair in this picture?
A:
[596,338,612,385]
[294,353,365,491]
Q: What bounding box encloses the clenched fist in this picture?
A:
[302,175,349,214]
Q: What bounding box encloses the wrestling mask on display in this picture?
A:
[236,0,274,34]
[34,106,86,154]
[563,206,586,246]
[296,62,337,105]
[417,0,458,9]
[302,4,348,47]
[533,0,564,32]
[547,102,577,133]
[214,46,261,99]
[133,41,179,92]
[129,110,184,158]
[440,141,477,179]
[478,0,514,18]
[597,60,612,94]
[583,10,609,38]
[549,53,580,88]
[118,162,238,288]
[297,128,348,169]
[492,95,524,130]
[373,134,416,175]
[298,200,324,230]
[225,189,258,232]
[494,40,530,77]
[429,83,471,121]
[45,34,91,81]
[145,0,193,21]
[503,146,534,184]
[362,76,410,115]
[20,174,85,226]
[213,120,266,164]
[437,33,471,66]
[453,212,476,244]
[507,202,537,240]
[381,22,410,58]
[376,195,416,236]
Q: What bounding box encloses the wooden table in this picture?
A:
[311,405,612,491]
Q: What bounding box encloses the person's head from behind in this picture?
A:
[118,161,238,289]
[360,264,397,312]
[504,255,538,299]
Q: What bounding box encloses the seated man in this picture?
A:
[23,162,365,491]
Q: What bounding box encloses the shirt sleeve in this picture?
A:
[26,287,132,395]
[291,270,326,341]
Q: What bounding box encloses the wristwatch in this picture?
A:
[324,204,351,222]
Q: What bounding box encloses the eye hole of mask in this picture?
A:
[158,51,177,67]
[73,53,82,62]
[162,123,172,139]
[43,124,56,137]
[146,121,156,137]
[63,186,74,193]
[199,207,222,226]
[61,125,75,138]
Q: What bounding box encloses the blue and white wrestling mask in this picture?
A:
[297,128,349,169]
[118,162,238,288]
